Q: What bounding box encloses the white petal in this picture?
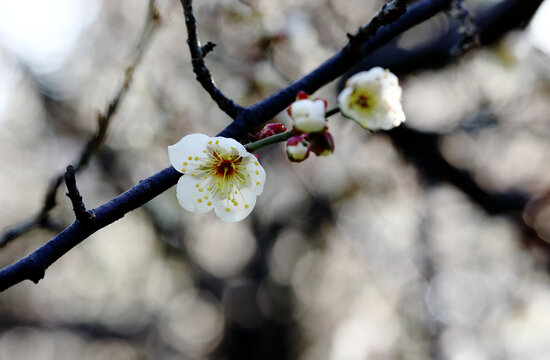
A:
[338,67,405,131]
[346,67,385,87]
[242,154,266,196]
[337,87,354,118]
[209,136,247,155]
[214,188,257,223]
[311,100,326,117]
[176,175,214,214]
[168,133,209,173]
[291,99,326,133]
[290,100,312,118]
[294,117,326,133]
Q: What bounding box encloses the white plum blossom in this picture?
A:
[338,67,405,131]
[168,134,266,223]
[289,97,327,133]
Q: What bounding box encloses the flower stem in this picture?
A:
[245,129,294,153]
[325,107,340,118]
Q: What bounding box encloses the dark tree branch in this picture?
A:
[0,0,453,291]
[180,0,244,119]
[218,0,452,142]
[6,0,542,291]
[448,0,480,55]
[339,0,543,81]
[0,166,181,290]
[0,0,160,248]
[348,0,412,53]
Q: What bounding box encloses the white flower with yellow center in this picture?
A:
[168,134,266,223]
[338,67,405,131]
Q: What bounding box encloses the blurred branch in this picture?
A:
[77,1,160,172]
[389,124,550,255]
[343,0,547,251]
[390,126,529,215]
[0,315,164,351]
[180,0,244,119]
[0,0,160,248]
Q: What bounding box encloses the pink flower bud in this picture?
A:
[286,135,310,162]
[255,123,287,140]
[308,131,335,156]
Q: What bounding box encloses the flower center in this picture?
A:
[348,86,379,117]
[355,94,370,109]
[209,149,244,183]
[216,158,236,178]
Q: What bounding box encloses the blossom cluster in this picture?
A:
[285,91,334,162]
[168,68,405,222]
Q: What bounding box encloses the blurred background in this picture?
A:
[1,0,550,359]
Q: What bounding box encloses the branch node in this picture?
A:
[64,166,94,222]
[348,0,411,54]
[449,0,480,56]
[200,41,216,58]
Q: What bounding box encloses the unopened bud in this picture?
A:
[255,123,286,140]
[286,135,310,162]
[288,97,327,133]
[308,131,335,156]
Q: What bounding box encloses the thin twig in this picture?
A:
[244,130,293,153]
[0,0,160,248]
[325,107,340,118]
[64,166,94,222]
[180,0,243,119]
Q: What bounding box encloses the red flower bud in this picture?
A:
[255,123,287,140]
[308,131,335,156]
[296,91,310,100]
